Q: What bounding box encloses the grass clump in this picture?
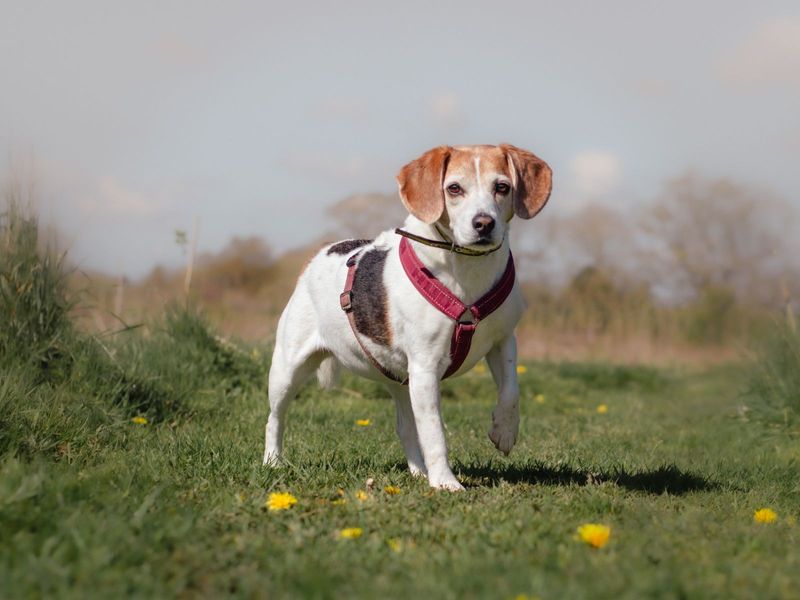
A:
[0,199,74,380]
[114,303,265,417]
[554,361,671,392]
[746,316,800,425]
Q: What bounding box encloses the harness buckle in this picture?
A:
[339,291,354,312]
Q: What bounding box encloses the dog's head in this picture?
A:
[396,144,552,249]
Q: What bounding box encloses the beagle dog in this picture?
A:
[264,144,552,490]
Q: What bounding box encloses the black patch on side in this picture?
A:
[351,249,392,346]
[327,239,373,255]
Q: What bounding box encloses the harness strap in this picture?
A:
[340,252,408,384]
[399,236,515,378]
[339,238,515,384]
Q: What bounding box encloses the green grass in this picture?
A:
[2,347,800,599]
[2,201,799,599]
[745,317,800,426]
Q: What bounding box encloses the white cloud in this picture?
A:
[632,78,671,97]
[83,177,168,218]
[33,160,173,221]
[569,151,622,197]
[429,92,466,128]
[154,35,210,71]
[717,17,800,92]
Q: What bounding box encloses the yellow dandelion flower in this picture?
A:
[384,485,401,495]
[339,527,363,539]
[596,404,608,414]
[754,508,777,523]
[577,523,611,548]
[387,538,401,552]
[516,365,528,374]
[474,363,487,374]
[534,394,545,404]
[356,490,368,501]
[355,419,371,426]
[131,416,148,425]
[331,498,347,506]
[266,492,298,511]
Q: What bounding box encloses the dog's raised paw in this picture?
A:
[488,423,517,456]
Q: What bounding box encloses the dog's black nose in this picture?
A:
[472,213,495,236]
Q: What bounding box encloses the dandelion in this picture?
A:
[356,490,368,501]
[577,523,611,548]
[339,527,363,539]
[387,538,401,552]
[355,419,371,426]
[331,498,347,506]
[131,416,148,425]
[266,492,298,511]
[596,404,608,414]
[384,485,401,495]
[516,365,528,374]
[754,508,777,523]
[534,394,545,404]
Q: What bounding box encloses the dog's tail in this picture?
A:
[316,355,340,390]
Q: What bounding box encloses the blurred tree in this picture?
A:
[641,173,800,305]
[197,236,274,293]
[325,192,407,239]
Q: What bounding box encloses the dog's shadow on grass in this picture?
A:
[456,461,719,495]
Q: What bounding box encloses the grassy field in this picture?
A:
[3,205,800,599]
[3,320,800,599]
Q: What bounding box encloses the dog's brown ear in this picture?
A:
[396,146,451,224]
[501,144,553,219]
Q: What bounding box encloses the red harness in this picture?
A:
[340,236,516,384]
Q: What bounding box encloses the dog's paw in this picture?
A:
[488,410,519,456]
[430,477,465,492]
[408,464,428,478]
[262,452,284,468]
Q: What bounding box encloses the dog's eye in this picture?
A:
[446,183,462,195]
[495,182,510,195]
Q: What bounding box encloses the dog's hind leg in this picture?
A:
[263,331,326,466]
[386,383,427,477]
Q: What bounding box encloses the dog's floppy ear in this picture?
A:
[500,144,553,219]
[396,146,451,224]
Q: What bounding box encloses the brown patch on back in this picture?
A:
[351,248,392,346]
[326,239,373,255]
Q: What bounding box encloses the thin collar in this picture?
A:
[394,224,505,257]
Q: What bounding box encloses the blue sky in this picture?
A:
[2,1,798,276]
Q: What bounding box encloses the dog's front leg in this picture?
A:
[486,335,520,455]
[408,365,464,491]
